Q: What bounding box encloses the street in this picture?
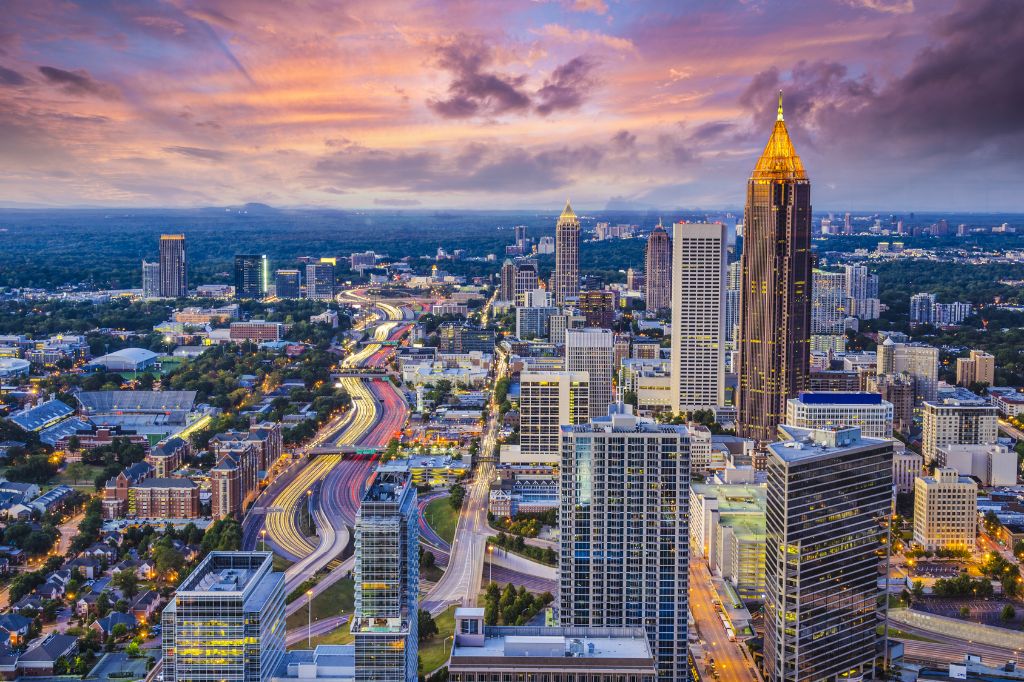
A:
[689,561,760,682]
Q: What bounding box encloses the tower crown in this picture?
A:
[559,198,577,222]
[752,91,807,182]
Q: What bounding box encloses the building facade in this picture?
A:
[274,269,301,299]
[877,339,939,403]
[921,395,998,466]
[559,405,689,682]
[234,255,268,299]
[644,223,672,312]
[579,290,615,328]
[784,391,894,439]
[519,371,589,464]
[956,350,996,387]
[736,97,812,442]
[565,328,614,419]
[305,261,335,301]
[764,426,892,682]
[669,221,727,413]
[553,200,580,306]
[913,469,977,551]
[159,234,188,298]
[161,552,285,682]
[142,260,161,298]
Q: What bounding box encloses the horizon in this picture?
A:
[2,0,1023,211]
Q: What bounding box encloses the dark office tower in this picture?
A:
[736,93,812,443]
[499,259,516,303]
[764,426,893,682]
[234,254,268,299]
[274,269,301,299]
[159,234,188,298]
[579,290,615,328]
[644,222,672,312]
[514,224,528,249]
[553,199,580,305]
[305,260,336,300]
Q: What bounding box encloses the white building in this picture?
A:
[936,443,1016,487]
[518,371,589,465]
[914,469,977,552]
[784,392,894,439]
[922,393,998,466]
[877,339,939,402]
[669,221,726,413]
[893,450,923,494]
[565,328,614,419]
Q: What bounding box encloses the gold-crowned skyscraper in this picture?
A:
[553,199,579,306]
[736,93,812,442]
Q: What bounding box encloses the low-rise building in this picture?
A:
[936,443,1016,487]
[914,468,978,552]
[784,391,894,439]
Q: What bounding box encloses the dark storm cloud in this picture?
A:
[427,36,532,118]
[535,56,598,115]
[38,66,118,99]
[163,145,229,161]
[741,0,1024,158]
[0,66,26,86]
[314,141,603,192]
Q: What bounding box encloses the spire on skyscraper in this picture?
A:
[559,198,576,221]
[753,90,806,182]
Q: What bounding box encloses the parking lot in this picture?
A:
[86,653,150,682]
[915,597,1022,626]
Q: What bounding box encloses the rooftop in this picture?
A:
[9,399,74,432]
[451,625,654,668]
[77,390,197,412]
[770,424,889,463]
[176,551,273,596]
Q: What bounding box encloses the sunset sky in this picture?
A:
[1,0,1022,211]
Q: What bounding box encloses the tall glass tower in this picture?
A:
[644,221,672,312]
[159,234,188,298]
[553,199,579,305]
[234,254,268,299]
[736,93,812,442]
[352,470,418,682]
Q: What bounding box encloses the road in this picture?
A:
[999,418,1024,441]
[285,615,350,647]
[57,510,86,556]
[689,562,760,682]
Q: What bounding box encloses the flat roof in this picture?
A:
[176,551,273,596]
[770,425,888,463]
[452,632,652,662]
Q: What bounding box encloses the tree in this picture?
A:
[448,484,466,510]
[421,551,436,570]
[959,606,970,619]
[418,609,439,641]
[154,546,185,577]
[910,580,924,601]
[112,571,140,599]
[1001,604,1016,621]
[65,462,90,485]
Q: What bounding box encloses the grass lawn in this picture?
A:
[876,624,937,642]
[418,607,456,675]
[56,464,105,490]
[273,554,295,572]
[424,497,459,545]
[286,578,354,631]
[287,624,354,650]
[421,561,444,583]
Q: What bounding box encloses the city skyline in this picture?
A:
[2,0,1022,211]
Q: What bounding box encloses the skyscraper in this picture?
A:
[514,259,539,305]
[644,222,671,312]
[736,94,812,442]
[560,404,689,682]
[353,470,418,682]
[142,260,160,298]
[669,221,726,413]
[499,259,516,302]
[877,339,939,403]
[274,269,301,299]
[305,260,335,301]
[565,327,613,418]
[810,269,846,335]
[519,371,590,464]
[764,426,892,682]
[159,234,188,298]
[553,200,580,305]
[579,290,615,328]
[909,292,937,325]
[161,552,285,682]
[234,254,268,299]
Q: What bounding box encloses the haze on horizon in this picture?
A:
[1,0,1022,212]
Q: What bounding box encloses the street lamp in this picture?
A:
[307,590,314,648]
[487,544,493,585]
[260,529,267,552]
[444,635,454,658]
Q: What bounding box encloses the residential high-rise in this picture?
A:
[142,260,160,298]
[956,350,996,387]
[274,269,301,299]
[913,468,977,551]
[305,260,335,301]
[565,328,613,418]
[784,391,894,439]
[553,200,580,305]
[514,260,540,305]
[877,339,939,403]
[559,404,689,682]
[644,222,671,312]
[352,470,418,682]
[515,290,558,340]
[724,261,742,345]
[579,290,615,328]
[921,392,998,466]
[499,259,516,303]
[234,254,268,299]
[670,221,726,413]
[909,292,937,325]
[161,552,285,682]
[159,234,188,298]
[519,371,589,464]
[867,372,916,435]
[810,269,846,335]
[765,426,892,682]
[736,94,812,442]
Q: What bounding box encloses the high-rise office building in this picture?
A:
[514,260,540,305]
[956,350,996,387]
[439,323,495,354]
[159,234,188,298]
[765,426,892,682]
[161,552,285,682]
[644,222,672,312]
[784,391,894,439]
[736,95,812,442]
[670,221,726,413]
[519,371,589,464]
[142,260,160,298]
[234,254,268,299]
[499,259,516,303]
[810,269,846,335]
[565,328,613,418]
[866,372,916,435]
[724,261,741,345]
[274,269,301,299]
[921,393,998,466]
[579,290,615,328]
[353,470,418,682]
[553,200,580,305]
[305,260,335,301]
[877,339,939,403]
[559,404,689,682]
[515,290,558,340]
[913,468,977,551]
